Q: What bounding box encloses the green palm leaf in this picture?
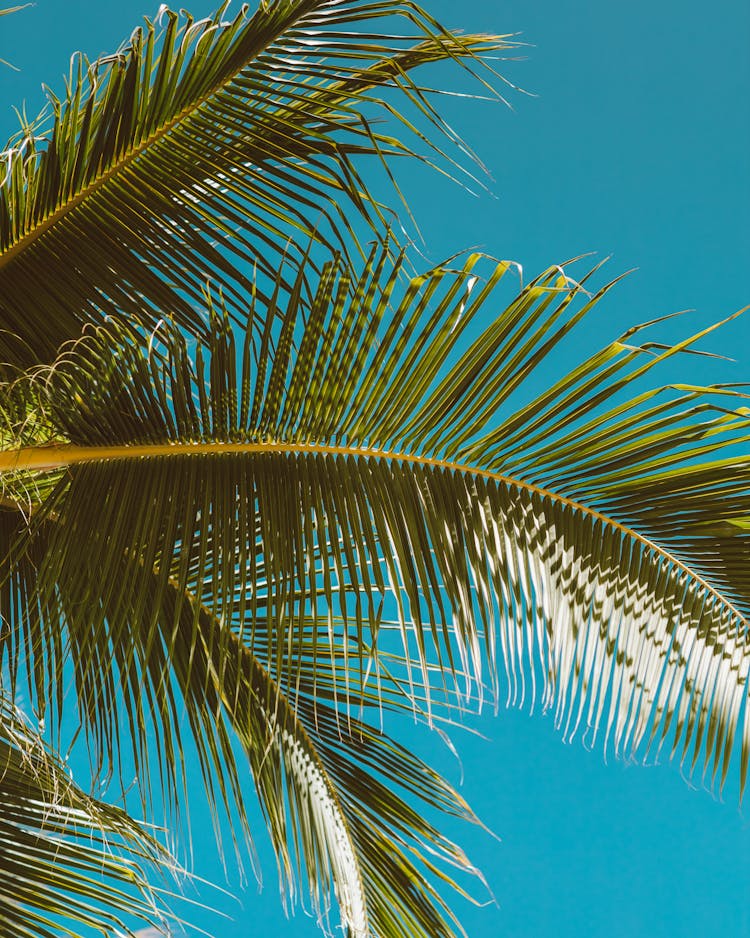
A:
[1,246,749,934]
[0,0,509,366]
[207,623,480,938]
[1,357,483,936]
[1,491,482,937]
[0,698,174,938]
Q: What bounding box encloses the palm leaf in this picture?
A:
[0,359,483,936]
[0,697,174,938]
[2,248,749,935]
[1,490,483,937]
[0,0,510,366]
[204,620,481,938]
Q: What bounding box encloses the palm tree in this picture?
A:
[1,2,748,936]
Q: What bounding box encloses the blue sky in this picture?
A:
[1,2,749,936]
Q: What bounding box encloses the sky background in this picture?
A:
[1,1,749,936]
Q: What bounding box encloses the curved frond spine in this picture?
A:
[2,246,749,936]
[0,0,513,366]
[1,248,748,795]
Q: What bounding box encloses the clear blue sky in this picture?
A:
[1,2,749,936]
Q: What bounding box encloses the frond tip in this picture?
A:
[0,698,176,938]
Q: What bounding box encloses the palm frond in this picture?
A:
[0,353,483,936]
[207,621,481,938]
[2,488,483,937]
[0,0,511,366]
[2,248,750,934]
[0,697,174,938]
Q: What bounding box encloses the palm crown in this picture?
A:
[0,3,748,937]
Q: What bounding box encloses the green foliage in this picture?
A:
[0,699,174,937]
[0,0,508,366]
[0,2,748,937]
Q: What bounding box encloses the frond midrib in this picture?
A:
[2,439,745,628]
[0,88,212,270]
[0,0,319,271]
[179,576,370,936]
[0,2,496,273]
